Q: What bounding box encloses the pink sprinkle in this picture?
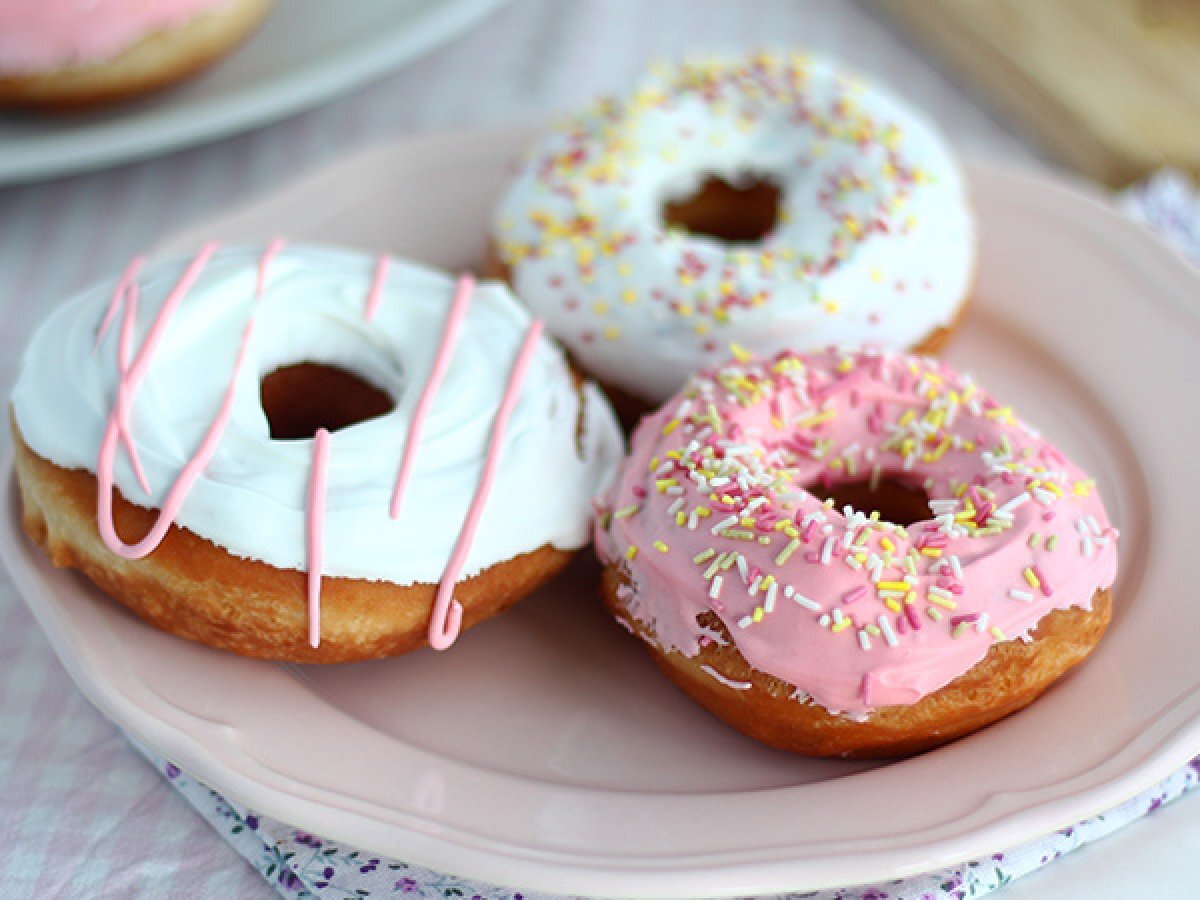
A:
[950,613,979,627]
[904,604,922,630]
[1042,511,1056,522]
[860,673,873,705]
[632,485,647,499]
[895,614,908,635]
[802,519,818,543]
[1032,565,1052,596]
[843,586,868,605]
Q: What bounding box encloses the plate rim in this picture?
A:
[4,129,1200,897]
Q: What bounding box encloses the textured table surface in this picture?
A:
[0,2,1191,898]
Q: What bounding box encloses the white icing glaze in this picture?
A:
[13,244,623,585]
[493,52,976,403]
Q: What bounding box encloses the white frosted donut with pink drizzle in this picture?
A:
[596,347,1118,717]
[0,0,237,74]
[13,243,622,651]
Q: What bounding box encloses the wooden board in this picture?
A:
[876,0,1200,186]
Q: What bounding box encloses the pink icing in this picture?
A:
[597,347,1119,716]
[363,254,391,323]
[305,428,331,649]
[0,0,236,74]
[92,244,548,653]
[427,320,545,650]
[389,275,474,518]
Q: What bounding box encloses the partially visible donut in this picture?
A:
[0,0,275,110]
[12,242,622,661]
[595,347,1118,757]
[491,52,975,407]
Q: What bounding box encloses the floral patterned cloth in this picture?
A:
[126,170,1200,900]
[128,737,1200,900]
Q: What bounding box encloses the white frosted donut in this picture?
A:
[493,52,976,404]
[12,242,622,657]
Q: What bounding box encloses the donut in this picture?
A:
[0,0,275,110]
[595,347,1118,757]
[12,242,622,662]
[490,52,975,410]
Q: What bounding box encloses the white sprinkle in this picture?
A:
[736,554,750,583]
[791,590,822,612]
[1008,588,1034,602]
[928,586,953,600]
[975,612,990,633]
[858,630,872,651]
[997,492,1031,516]
[949,555,964,579]
[1081,537,1095,557]
[749,574,763,595]
[667,497,685,516]
[832,608,845,624]
[700,665,752,690]
[709,576,724,599]
[711,514,738,535]
[819,614,832,627]
[878,614,899,647]
[1086,515,1102,535]
[844,554,863,570]
[764,581,778,612]
[820,536,836,565]
[737,615,754,629]
[745,496,768,512]
[687,510,700,530]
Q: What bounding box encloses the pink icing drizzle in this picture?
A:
[427,320,545,650]
[257,238,286,298]
[305,428,332,649]
[92,245,547,653]
[389,275,474,518]
[363,255,391,322]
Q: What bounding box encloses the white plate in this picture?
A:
[3,128,1198,898]
[0,0,506,184]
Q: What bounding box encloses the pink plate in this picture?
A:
[3,128,1198,898]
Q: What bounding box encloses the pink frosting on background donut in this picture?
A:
[597,347,1119,716]
[0,0,235,74]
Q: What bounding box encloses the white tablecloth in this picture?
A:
[0,2,1191,897]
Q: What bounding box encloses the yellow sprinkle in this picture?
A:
[655,478,677,492]
[675,512,687,526]
[904,592,917,606]
[1028,532,1042,549]
[1024,567,1040,588]
[876,580,909,591]
[654,540,669,554]
[990,626,1006,641]
[626,545,639,560]
[920,547,942,558]
[1073,479,1095,497]
[621,288,637,304]
[661,418,681,436]
[832,618,853,633]
[604,325,620,340]
[614,504,639,519]
[884,598,903,613]
[752,607,764,623]
[796,410,836,428]
[927,594,957,610]
[880,537,895,553]
[693,549,715,564]
[730,343,752,362]
[775,538,801,566]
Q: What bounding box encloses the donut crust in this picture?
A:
[601,565,1112,758]
[13,421,574,663]
[0,0,275,110]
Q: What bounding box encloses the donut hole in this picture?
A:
[662,173,782,244]
[810,478,931,528]
[260,363,395,441]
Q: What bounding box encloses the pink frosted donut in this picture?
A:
[0,0,275,109]
[596,347,1118,757]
